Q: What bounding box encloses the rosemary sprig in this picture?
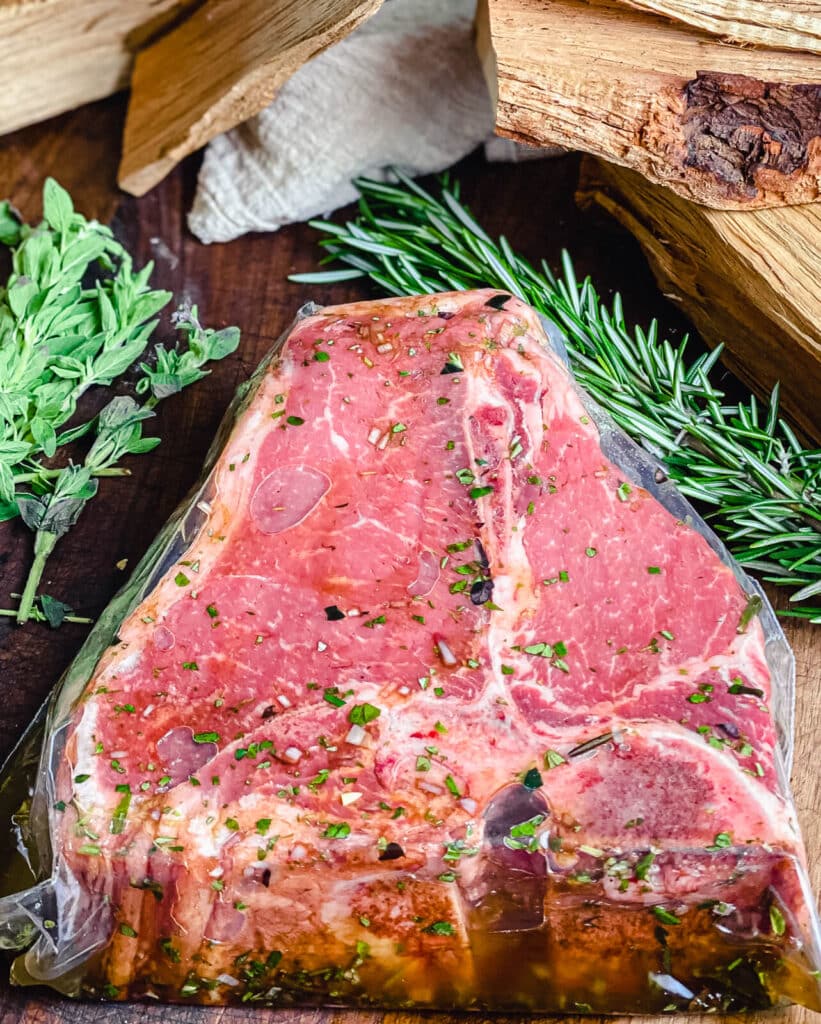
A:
[292,171,820,622]
[1,179,240,624]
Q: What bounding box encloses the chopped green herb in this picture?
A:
[110,790,132,835]
[349,703,381,725]
[322,822,351,839]
[443,839,478,862]
[182,661,198,671]
[707,831,732,850]
[468,485,494,500]
[522,767,543,790]
[769,904,786,936]
[174,572,190,587]
[504,814,546,852]
[193,731,219,743]
[635,851,655,880]
[653,906,680,925]
[544,749,566,769]
[157,938,181,963]
[647,566,661,574]
[423,920,454,936]
[323,687,347,707]
[286,415,305,426]
[309,768,331,789]
[737,593,763,634]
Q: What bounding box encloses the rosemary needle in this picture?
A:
[291,170,820,622]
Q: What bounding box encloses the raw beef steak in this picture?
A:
[4,290,820,1011]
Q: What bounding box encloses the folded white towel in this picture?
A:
[188,0,554,244]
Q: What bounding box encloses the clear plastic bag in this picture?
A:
[0,292,818,1012]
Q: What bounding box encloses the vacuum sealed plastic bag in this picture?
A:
[1,290,819,1011]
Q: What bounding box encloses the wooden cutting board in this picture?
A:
[0,96,818,1024]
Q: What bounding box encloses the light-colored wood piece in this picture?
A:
[577,156,821,442]
[0,0,198,136]
[618,0,821,57]
[118,0,383,197]
[478,0,821,210]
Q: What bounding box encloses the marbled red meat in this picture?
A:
[17,290,819,1011]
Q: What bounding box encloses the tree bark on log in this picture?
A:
[577,156,821,442]
[477,0,821,210]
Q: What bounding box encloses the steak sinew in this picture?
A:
[9,290,820,1010]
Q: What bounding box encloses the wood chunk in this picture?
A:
[477,0,821,209]
[577,156,821,441]
[118,0,383,197]
[617,0,821,57]
[0,0,198,136]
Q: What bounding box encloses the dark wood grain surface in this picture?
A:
[0,95,817,1024]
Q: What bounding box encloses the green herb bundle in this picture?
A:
[0,179,239,625]
[292,171,820,622]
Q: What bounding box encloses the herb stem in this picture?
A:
[16,531,58,625]
[0,608,93,625]
[13,467,132,484]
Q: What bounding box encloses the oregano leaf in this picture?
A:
[42,178,74,235]
[39,593,71,629]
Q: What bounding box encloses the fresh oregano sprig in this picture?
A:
[291,170,821,622]
[0,179,240,624]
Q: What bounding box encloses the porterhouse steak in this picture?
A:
[3,290,819,1011]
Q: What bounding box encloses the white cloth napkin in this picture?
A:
[188,0,554,244]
